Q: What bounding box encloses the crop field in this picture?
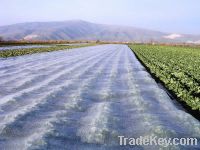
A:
[0,43,96,58]
[0,44,199,149]
[0,45,52,51]
[129,44,200,111]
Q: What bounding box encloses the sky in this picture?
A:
[1,0,200,34]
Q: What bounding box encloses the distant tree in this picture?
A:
[96,40,100,43]
[150,39,155,45]
[0,36,3,42]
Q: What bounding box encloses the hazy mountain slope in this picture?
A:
[0,21,102,40]
[0,20,200,42]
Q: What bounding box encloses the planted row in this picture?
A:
[129,44,200,110]
[0,44,96,58]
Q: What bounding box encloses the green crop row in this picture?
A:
[0,44,96,58]
[129,44,200,110]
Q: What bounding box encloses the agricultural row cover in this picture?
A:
[0,43,88,52]
[0,45,199,149]
[0,44,94,58]
[0,45,51,51]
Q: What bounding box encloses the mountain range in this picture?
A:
[0,20,200,43]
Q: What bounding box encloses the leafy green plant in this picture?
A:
[0,44,96,58]
[129,44,200,110]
